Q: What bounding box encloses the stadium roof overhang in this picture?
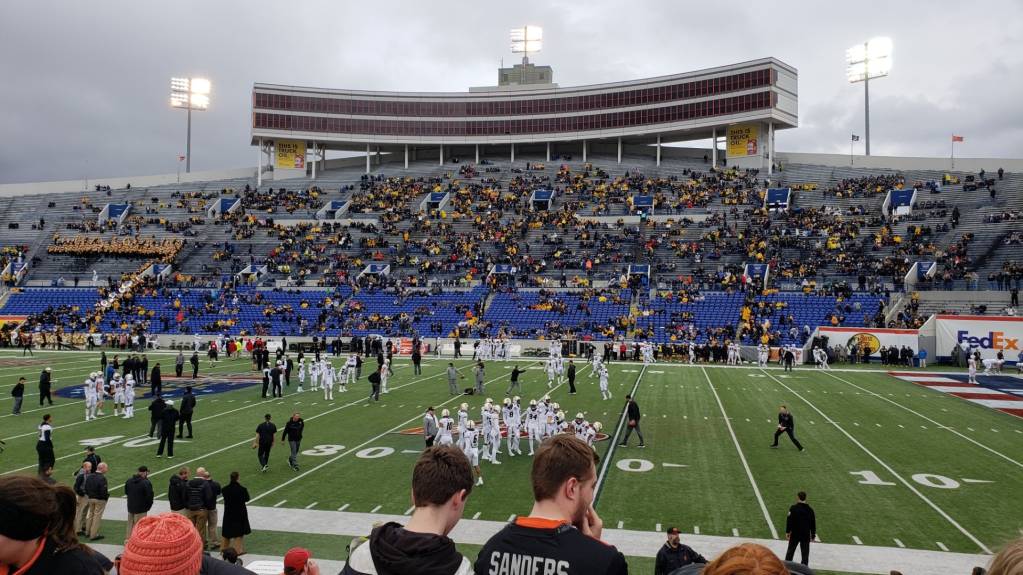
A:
[249,57,798,150]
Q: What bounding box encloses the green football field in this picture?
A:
[1,350,1021,571]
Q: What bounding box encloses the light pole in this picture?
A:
[846,38,892,156]
[510,25,543,66]
[170,77,211,173]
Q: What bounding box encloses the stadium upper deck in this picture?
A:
[251,58,797,178]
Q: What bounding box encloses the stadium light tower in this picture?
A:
[510,25,543,66]
[170,77,211,173]
[846,37,892,156]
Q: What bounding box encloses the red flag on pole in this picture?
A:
[951,135,964,142]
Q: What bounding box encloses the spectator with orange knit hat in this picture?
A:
[119,512,254,575]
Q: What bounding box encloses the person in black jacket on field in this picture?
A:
[168,467,189,515]
[654,527,706,575]
[282,412,305,471]
[11,377,26,415]
[124,466,153,542]
[156,400,179,458]
[185,469,213,543]
[178,386,196,438]
[147,396,166,438]
[771,405,804,451]
[150,363,162,397]
[619,394,645,447]
[566,360,577,394]
[785,491,817,566]
[190,351,200,379]
[38,367,53,406]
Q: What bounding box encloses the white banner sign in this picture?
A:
[935,315,1023,362]
[818,326,919,359]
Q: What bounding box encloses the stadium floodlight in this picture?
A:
[170,77,212,173]
[846,37,892,156]
[510,26,543,64]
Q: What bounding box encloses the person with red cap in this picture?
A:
[283,547,320,575]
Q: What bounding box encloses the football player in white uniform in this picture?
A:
[322,362,335,400]
[572,413,589,442]
[111,374,125,417]
[84,374,98,421]
[502,397,521,456]
[598,364,611,400]
[486,405,502,464]
[437,409,455,446]
[123,373,136,418]
[545,358,558,389]
[525,400,542,455]
[758,343,770,367]
[336,363,349,393]
[464,420,483,486]
[586,421,602,448]
[344,354,358,388]
[457,403,470,450]
[380,358,390,394]
[309,360,320,392]
[297,358,306,392]
[590,354,601,377]
[968,355,978,384]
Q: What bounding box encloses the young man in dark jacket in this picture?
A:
[124,465,154,541]
[147,396,166,438]
[168,467,190,515]
[785,491,817,566]
[156,399,179,458]
[474,435,627,575]
[10,377,25,415]
[282,412,305,471]
[654,527,706,575]
[342,446,474,575]
[178,386,197,438]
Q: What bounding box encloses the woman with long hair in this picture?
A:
[0,475,107,574]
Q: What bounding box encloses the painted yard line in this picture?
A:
[761,369,992,554]
[337,504,350,511]
[246,362,544,504]
[693,526,700,534]
[101,364,468,489]
[273,500,287,508]
[404,506,414,515]
[894,538,905,548]
[823,371,1023,470]
[732,528,740,537]
[593,365,647,504]
[655,523,662,533]
[937,542,949,552]
[617,521,624,529]
[472,512,481,520]
[155,492,167,499]
[507,514,516,522]
[305,502,318,509]
[853,536,863,545]
[703,367,779,540]
[370,505,382,513]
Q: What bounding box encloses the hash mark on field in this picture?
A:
[155,492,167,499]
[967,427,975,431]
[656,523,662,532]
[694,525,700,534]
[337,504,350,511]
[898,424,905,428]
[472,512,481,519]
[894,538,905,548]
[617,521,624,529]
[305,502,318,509]
[404,506,414,515]
[875,423,882,427]
[273,500,287,508]
[852,536,862,545]
[507,514,516,521]
[936,542,949,551]
[399,404,405,408]
[732,528,740,537]
[920,425,928,429]
[992,429,999,433]
[370,505,382,513]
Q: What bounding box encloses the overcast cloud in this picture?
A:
[1,0,1021,183]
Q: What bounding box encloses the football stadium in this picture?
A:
[1,4,1022,575]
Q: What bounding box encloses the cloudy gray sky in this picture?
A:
[1,0,1021,183]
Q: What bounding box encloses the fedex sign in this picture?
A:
[957,330,1019,350]
[938,316,1023,362]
